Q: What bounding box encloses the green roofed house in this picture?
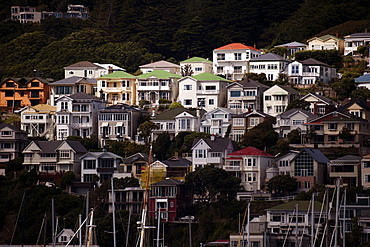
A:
[136,70,182,105]
[180,57,213,75]
[177,72,232,111]
[307,34,344,53]
[97,71,137,106]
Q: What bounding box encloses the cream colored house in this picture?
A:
[180,57,213,75]
[307,34,344,53]
[362,155,370,189]
[329,155,361,187]
[263,85,300,117]
[139,60,180,74]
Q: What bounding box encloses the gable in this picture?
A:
[347,103,366,111]
[192,139,211,150]
[151,161,167,168]
[57,142,76,152]
[23,142,41,152]
[174,111,196,119]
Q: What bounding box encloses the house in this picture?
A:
[328,155,361,187]
[149,178,192,222]
[344,32,370,56]
[304,111,370,146]
[139,60,180,74]
[191,136,239,171]
[177,72,231,111]
[266,201,326,247]
[274,41,307,56]
[229,110,273,142]
[180,57,213,75]
[55,92,105,140]
[287,58,337,86]
[22,140,87,180]
[307,34,344,52]
[229,215,267,247]
[301,93,338,116]
[49,76,97,106]
[108,187,144,214]
[11,6,41,23]
[136,70,182,105]
[0,77,52,111]
[213,43,262,80]
[150,107,204,140]
[226,78,270,113]
[362,155,370,189]
[225,146,274,191]
[273,108,317,139]
[19,104,56,140]
[273,151,299,176]
[0,123,29,164]
[337,98,370,121]
[56,229,75,244]
[291,148,329,192]
[121,153,155,180]
[249,53,290,81]
[355,73,370,89]
[80,150,125,185]
[98,103,145,147]
[200,107,234,137]
[97,71,137,106]
[64,4,89,19]
[64,61,109,79]
[263,85,300,117]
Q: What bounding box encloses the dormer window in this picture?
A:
[60,150,70,158]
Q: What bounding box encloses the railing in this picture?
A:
[71,122,92,128]
[104,88,124,93]
[223,166,240,171]
[196,90,219,94]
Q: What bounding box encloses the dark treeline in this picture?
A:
[1,0,370,80]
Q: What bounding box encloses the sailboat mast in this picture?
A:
[86,209,94,247]
[139,144,153,247]
[111,178,117,247]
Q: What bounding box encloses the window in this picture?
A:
[234,66,242,73]
[328,135,338,142]
[209,99,214,105]
[1,131,12,136]
[195,149,206,158]
[292,120,304,126]
[328,123,338,130]
[31,91,39,98]
[279,160,289,167]
[205,86,216,91]
[244,91,256,96]
[31,81,39,87]
[291,65,299,74]
[58,115,69,124]
[184,99,192,105]
[68,71,74,75]
[364,161,370,168]
[41,164,56,171]
[217,67,224,73]
[184,85,192,90]
[115,126,125,135]
[101,81,106,87]
[275,106,284,113]
[84,160,96,169]
[275,95,285,101]
[265,95,271,100]
[6,82,15,87]
[217,53,225,60]
[99,159,114,168]
[40,153,56,158]
[234,53,242,60]
[5,91,13,97]
[61,102,68,110]
[84,174,93,182]
[55,86,72,95]
[267,64,278,70]
[365,175,370,183]
[195,67,202,72]
[7,100,21,107]
[247,158,256,166]
[250,118,259,126]
[1,143,14,149]
[233,118,244,126]
[230,91,241,97]
[60,151,70,158]
[198,98,205,107]
[305,182,311,188]
[180,119,191,129]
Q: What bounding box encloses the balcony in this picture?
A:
[302,72,320,77]
[71,122,92,128]
[104,88,123,93]
[223,165,240,171]
[197,90,219,95]
[206,157,222,164]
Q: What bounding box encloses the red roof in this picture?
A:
[215,43,260,51]
[227,146,274,157]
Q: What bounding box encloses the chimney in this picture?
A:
[210,135,215,141]
[196,109,200,118]
[175,152,178,159]
[108,66,113,74]
[336,32,338,38]
[151,109,156,117]
[254,43,256,49]
[247,106,251,113]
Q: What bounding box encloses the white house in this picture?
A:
[177,72,231,111]
[274,151,299,176]
[55,93,105,140]
[301,93,338,116]
[249,53,290,81]
[344,32,370,56]
[213,43,261,80]
[200,107,234,137]
[139,60,180,74]
[263,85,300,117]
[355,73,370,90]
[64,61,109,79]
[180,57,213,75]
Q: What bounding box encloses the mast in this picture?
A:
[86,209,94,247]
[343,187,346,247]
[111,178,117,247]
[52,198,56,247]
[335,178,340,247]
[247,203,250,247]
[139,144,153,247]
[311,193,314,247]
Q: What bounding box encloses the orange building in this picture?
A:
[0,77,52,111]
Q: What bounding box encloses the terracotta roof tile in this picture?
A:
[215,43,260,51]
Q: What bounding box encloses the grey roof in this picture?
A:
[139,60,180,68]
[32,140,87,153]
[151,178,184,186]
[355,74,370,83]
[152,107,205,121]
[302,93,338,105]
[300,58,330,67]
[277,85,300,95]
[161,157,192,168]
[250,53,288,61]
[69,92,102,101]
[301,148,329,164]
[234,110,272,118]
[80,151,123,160]
[267,201,323,211]
[64,61,105,69]
[331,155,362,162]
[123,153,157,164]
[345,33,370,38]
[192,138,239,152]
[275,41,307,47]
[65,141,88,153]
[49,76,97,85]
[227,78,270,90]
[277,108,317,119]
[337,98,370,112]
[99,103,143,113]
[0,123,28,134]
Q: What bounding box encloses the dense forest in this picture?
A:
[1,0,370,80]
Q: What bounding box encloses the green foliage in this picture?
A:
[331,72,360,100]
[169,101,183,109]
[286,99,310,111]
[240,117,278,150]
[273,73,289,85]
[288,129,301,144]
[267,139,290,156]
[105,140,146,158]
[267,175,297,195]
[153,132,172,160]
[339,126,352,143]
[138,121,159,145]
[114,177,139,189]
[66,135,99,150]
[269,47,287,57]
[244,73,269,85]
[61,171,75,188]
[5,157,24,175]
[351,88,370,100]
[294,50,341,67]
[357,45,368,56]
[169,132,210,155]
[185,165,241,205]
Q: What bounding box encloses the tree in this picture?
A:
[153,132,171,160]
[5,157,24,176]
[138,121,158,145]
[339,126,352,143]
[286,99,310,111]
[169,102,183,109]
[185,165,241,205]
[267,175,297,196]
[61,171,75,192]
[331,72,359,100]
[306,126,316,144]
[351,88,370,100]
[181,64,194,77]
[273,73,289,85]
[288,129,301,144]
[241,117,278,150]
[67,135,99,150]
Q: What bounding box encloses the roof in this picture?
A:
[80,151,123,160]
[331,155,362,162]
[214,43,260,51]
[99,103,142,113]
[300,58,330,67]
[300,148,329,164]
[94,63,125,71]
[137,70,181,79]
[30,140,87,153]
[30,104,56,112]
[151,178,184,186]
[344,33,370,38]
[161,157,192,168]
[181,57,212,63]
[152,107,204,121]
[306,111,367,125]
[275,41,307,47]
[69,92,102,101]
[267,201,323,211]
[250,53,288,61]
[98,71,136,79]
[337,98,370,112]
[49,76,97,85]
[308,34,343,42]
[139,60,180,68]
[64,61,105,69]
[274,85,300,95]
[0,123,27,134]
[227,78,270,90]
[301,93,338,105]
[355,73,370,83]
[192,138,239,153]
[191,72,232,82]
[227,146,274,157]
[235,109,272,118]
[123,153,155,164]
[277,108,317,119]
[2,77,53,85]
